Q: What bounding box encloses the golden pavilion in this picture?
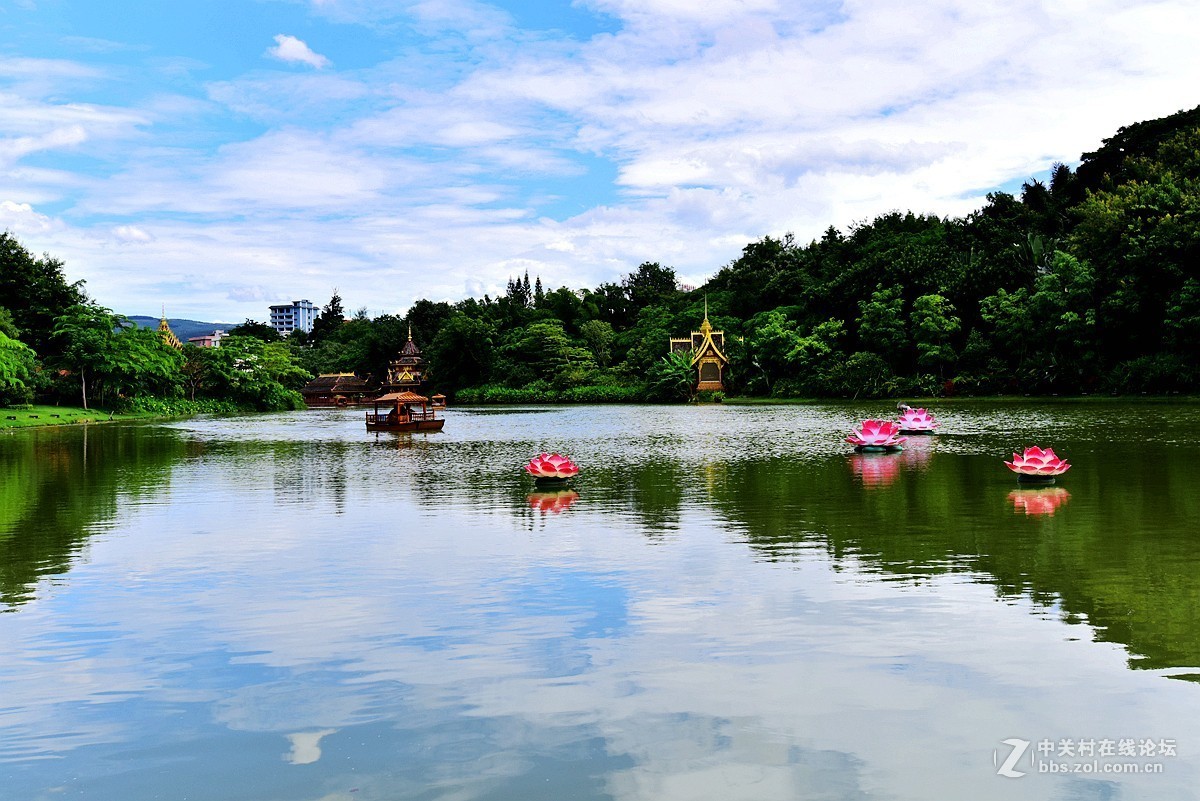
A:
[157,308,182,350]
[381,325,427,392]
[669,300,729,392]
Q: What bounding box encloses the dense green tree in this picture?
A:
[427,314,496,391]
[184,336,307,410]
[1071,127,1200,363]
[619,306,675,375]
[310,291,346,344]
[107,326,185,401]
[647,350,695,401]
[229,319,282,342]
[579,320,615,368]
[405,299,454,348]
[50,304,122,409]
[910,294,960,377]
[623,262,677,313]
[0,232,87,354]
[856,285,907,366]
[0,328,37,405]
[743,310,800,394]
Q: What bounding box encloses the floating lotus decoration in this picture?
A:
[846,420,906,453]
[523,452,580,486]
[897,407,940,434]
[1003,446,1071,484]
[1008,488,1071,516]
[528,490,579,515]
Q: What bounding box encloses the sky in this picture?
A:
[1,0,1198,322]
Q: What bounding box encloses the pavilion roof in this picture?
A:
[374,391,429,403]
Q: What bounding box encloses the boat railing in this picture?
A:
[365,406,439,425]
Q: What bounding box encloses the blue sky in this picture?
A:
[2,0,1197,321]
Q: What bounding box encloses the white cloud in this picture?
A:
[266,34,331,69]
[0,199,59,235]
[0,124,87,166]
[4,1,1200,320]
[112,225,152,243]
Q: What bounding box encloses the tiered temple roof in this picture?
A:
[382,325,427,391]
[301,372,379,407]
[669,298,728,392]
[157,310,182,350]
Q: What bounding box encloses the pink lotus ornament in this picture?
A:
[523,452,580,485]
[1003,446,1071,484]
[846,420,907,453]
[897,407,940,434]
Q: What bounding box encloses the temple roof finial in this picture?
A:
[407,321,413,341]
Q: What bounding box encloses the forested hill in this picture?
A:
[3,103,1199,409]
[127,317,234,341]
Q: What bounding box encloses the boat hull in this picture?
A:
[366,419,446,433]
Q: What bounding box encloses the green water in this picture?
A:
[1,402,1198,800]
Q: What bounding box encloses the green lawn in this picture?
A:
[0,405,148,429]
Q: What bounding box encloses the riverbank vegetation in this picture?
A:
[3,105,1199,410]
[0,236,309,415]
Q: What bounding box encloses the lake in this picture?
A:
[2,401,1199,801]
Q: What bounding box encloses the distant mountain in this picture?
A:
[126,316,238,341]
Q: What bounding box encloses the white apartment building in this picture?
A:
[269,299,317,336]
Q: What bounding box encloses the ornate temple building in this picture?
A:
[669,303,729,392]
[157,310,182,350]
[301,373,378,407]
[381,326,428,393]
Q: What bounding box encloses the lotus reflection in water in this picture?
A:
[1008,488,1072,516]
[527,490,580,514]
[849,453,902,488]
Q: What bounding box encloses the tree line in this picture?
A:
[0,237,309,413]
[3,104,1198,409]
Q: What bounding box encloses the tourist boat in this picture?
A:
[365,391,445,432]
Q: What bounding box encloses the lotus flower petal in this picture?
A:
[847,419,907,448]
[1003,446,1071,476]
[523,452,580,479]
[897,407,940,431]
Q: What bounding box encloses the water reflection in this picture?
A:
[528,490,580,515]
[1008,487,1072,516]
[285,729,337,765]
[848,453,901,487]
[0,423,193,608]
[1,403,1199,801]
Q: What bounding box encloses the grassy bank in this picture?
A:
[1,405,155,429]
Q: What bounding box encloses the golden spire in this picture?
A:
[700,295,712,333]
[408,322,413,341]
[157,304,182,349]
